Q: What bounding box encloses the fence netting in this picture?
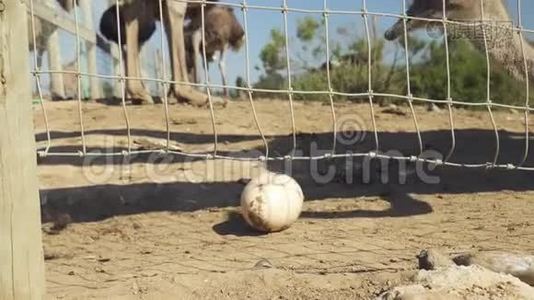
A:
[28,0,534,171]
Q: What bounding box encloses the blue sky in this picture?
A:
[36,0,534,95]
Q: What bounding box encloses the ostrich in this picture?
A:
[184,6,245,97]
[98,0,221,105]
[384,0,534,82]
[100,3,242,100]
[98,3,157,51]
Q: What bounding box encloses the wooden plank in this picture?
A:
[28,1,121,62]
[0,0,46,299]
[28,0,96,43]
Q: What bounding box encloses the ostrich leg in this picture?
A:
[218,47,229,97]
[164,2,225,106]
[124,3,153,105]
[164,2,204,105]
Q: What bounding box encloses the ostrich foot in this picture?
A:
[169,86,228,108]
[128,87,154,105]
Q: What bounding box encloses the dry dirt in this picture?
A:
[35,98,534,299]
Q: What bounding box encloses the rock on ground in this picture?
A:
[377,265,534,300]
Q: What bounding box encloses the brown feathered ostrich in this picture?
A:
[385,0,534,82]
[184,6,244,97]
[100,3,242,100]
[99,0,222,105]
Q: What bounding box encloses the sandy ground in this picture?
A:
[35,98,534,299]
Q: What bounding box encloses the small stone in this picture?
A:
[382,105,407,116]
[416,248,454,270]
[427,103,441,113]
[254,258,273,269]
[141,271,158,277]
[237,178,251,185]
[43,250,60,261]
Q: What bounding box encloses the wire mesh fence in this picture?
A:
[27,0,534,172]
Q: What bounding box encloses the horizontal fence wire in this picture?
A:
[28,0,534,171]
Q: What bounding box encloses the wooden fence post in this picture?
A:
[80,0,101,100]
[155,49,163,96]
[46,30,66,99]
[0,0,46,298]
[45,0,66,99]
[108,0,122,99]
[109,44,122,98]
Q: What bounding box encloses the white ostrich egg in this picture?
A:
[240,172,304,233]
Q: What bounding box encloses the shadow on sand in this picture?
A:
[39,127,534,233]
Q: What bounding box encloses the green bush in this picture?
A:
[410,39,533,106]
[254,18,533,107]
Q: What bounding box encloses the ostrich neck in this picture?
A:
[457,1,534,82]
